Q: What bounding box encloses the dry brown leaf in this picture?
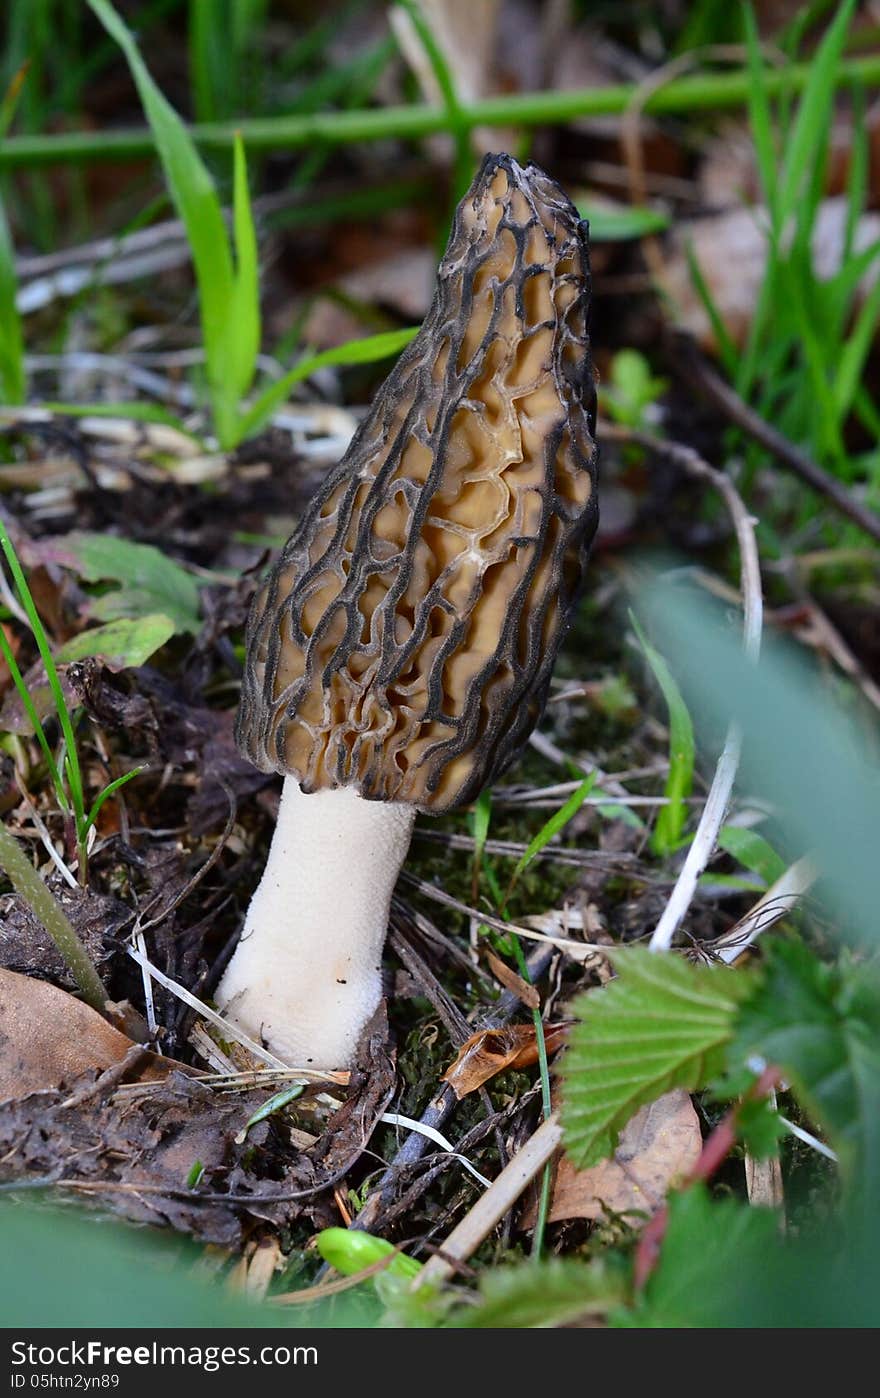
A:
[442,1022,570,1099]
[484,950,540,1009]
[0,967,170,1100]
[523,1089,701,1228]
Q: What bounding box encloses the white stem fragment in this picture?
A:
[216,778,416,1070]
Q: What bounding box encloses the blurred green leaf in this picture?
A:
[717,826,786,887]
[451,1257,626,1328]
[620,1186,780,1328]
[734,1095,787,1159]
[621,1181,880,1328]
[601,350,667,430]
[637,577,880,945]
[0,1204,372,1327]
[579,201,670,242]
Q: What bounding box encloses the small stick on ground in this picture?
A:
[413,1114,563,1289]
[673,335,880,546]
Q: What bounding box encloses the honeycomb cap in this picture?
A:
[236,153,599,812]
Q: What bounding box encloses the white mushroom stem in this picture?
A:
[216,778,416,1070]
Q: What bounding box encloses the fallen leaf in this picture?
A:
[442,1023,570,1099]
[32,532,201,634]
[55,613,176,669]
[0,1068,308,1246]
[485,950,540,1009]
[0,968,170,1100]
[523,1089,701,1229]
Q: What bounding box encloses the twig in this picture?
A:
[601,427,764,953]
[377,1113,491,1190]
[59,1044,151,1109]
[413,826,643,866]
[413,1114,563,1288]
[674,336,880,546]
[399,871,611,962]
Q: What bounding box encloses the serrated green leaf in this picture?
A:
[49,533,201,634]
[55,614,176,668]
[733,939,880,1188]
[452,1257,626,1329]
[561,947,753,1168]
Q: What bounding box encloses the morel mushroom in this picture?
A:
[217,153,598,1068]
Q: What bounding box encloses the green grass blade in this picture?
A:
[238,326,418,441]
[683,239,738,377]
[40,400,197,436]
[84,767,144,836]
[0,609,67,808]
[775,0,855,227]
[86,0,254,448]
[832,271,880,422]
[188,0,224,124]
[631,614,695,857]
[394,0,473,201]
[224,132,260,441]
[0,193,25,404]
[742,3,779,222]
[510,771,598,887]
[844,84,868,261]
[0,518,83,826]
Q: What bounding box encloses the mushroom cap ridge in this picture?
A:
[236,153,599,813]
